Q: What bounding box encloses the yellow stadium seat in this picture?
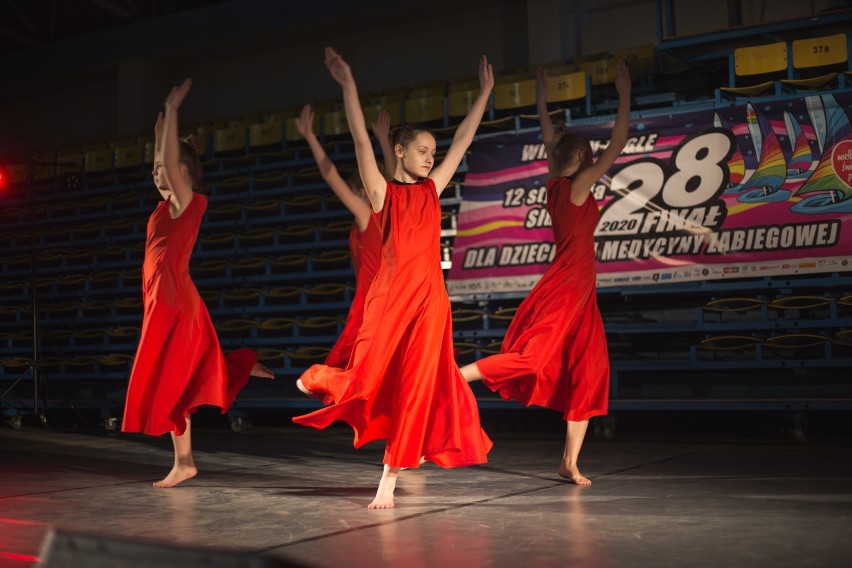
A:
[575,57,618,85]
[782,34,848,92]
[363,102,402,128]
[780,73,839,91]
[114,144,143,170]
[448,87,478,118]
[365,88,408,106]
[493,78,536,111]
[792,34,848,70]
[612,44,656,75]
[240,113,265,125]
[733,42,788,77]
[446,76,481,118]
[249,121,283,149]
[213,125,246,155]
[284,118,301,143]
[404,94,444,124]
[322,109,349,137]
[188,125,213,155]
[143,141,155,165]
[547,70,588,102]
[449,76,478,90]
[222,117,250,130]
[58,147,84,171]
[281,105,323,142]
[304,283,349,302]
[718,41,788,99]
[312,101,336,116]
[84,148,113,174]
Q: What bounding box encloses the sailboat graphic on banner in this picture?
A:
[737,103,790,202]
[783,111,815,178]
[714,112,748,189]
[791,94,852,213]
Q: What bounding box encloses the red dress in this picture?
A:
[475,177,609,421]
[122,194,256,436]
[293,178,493,469]
[323,222,382,368]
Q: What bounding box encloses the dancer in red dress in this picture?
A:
[460,61,632,485]
[122,79,273,488]
[294,48,494,509]
[293,104,393,371]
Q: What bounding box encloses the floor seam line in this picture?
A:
[0,462,283,499]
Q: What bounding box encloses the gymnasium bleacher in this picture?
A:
[1,10,850,438]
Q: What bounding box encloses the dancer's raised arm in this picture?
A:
[428,55,493,195]
[325,47,387,212]
[295,103,371,231]
[572,60,631,202]
[152,112,171,201]
[535,68,561,178]
[153,112,164,161]
[160,78,195,216]
[371,110,396,180]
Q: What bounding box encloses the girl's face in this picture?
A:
[152,161,167,192]
[152,161,191,193]
[396,132,436,180]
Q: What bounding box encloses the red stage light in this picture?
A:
[0,551,40,562]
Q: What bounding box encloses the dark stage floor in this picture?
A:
[2,415,852,567]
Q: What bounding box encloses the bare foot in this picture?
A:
[251,362,275,379]
[368,495,394,509]
[153,464,197,488]
[558,463,591,486]
[369,465,399,509]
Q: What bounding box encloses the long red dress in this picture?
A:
[293,178,493,469]
[475,177,609,422]
[122,193,256,436]
[323,222,382,368]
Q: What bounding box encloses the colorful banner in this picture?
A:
[446,93,852,295]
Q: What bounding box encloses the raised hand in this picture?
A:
[295,104,316,139]
[165,78,192,111]
[153,112,165,155]
[478,54,494,93]
[154,112,164,139]
[536,67,549,106]
[371,110,390,141]
[614,59,631,97]
[324,47,354,86]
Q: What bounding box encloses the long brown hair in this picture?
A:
[179,135,203,190]
[390,124,435,152]
[551,133,593,174]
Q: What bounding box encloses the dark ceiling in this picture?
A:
[0,0,230,55]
